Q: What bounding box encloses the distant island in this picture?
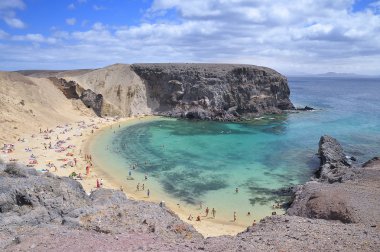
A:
[288,72,378,78]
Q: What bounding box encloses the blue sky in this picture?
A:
[0,0,380,75]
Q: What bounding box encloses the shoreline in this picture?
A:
[3,115,251,237]
[86,116,251,237]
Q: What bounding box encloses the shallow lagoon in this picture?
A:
[91,77,380,224]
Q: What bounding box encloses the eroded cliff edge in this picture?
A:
[19,63,294,120]
[131,63,294,120]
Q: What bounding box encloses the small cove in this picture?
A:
[90,77,380,227]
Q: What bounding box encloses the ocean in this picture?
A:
[90,76,380,225]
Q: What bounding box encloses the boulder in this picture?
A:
[317,135,356,183]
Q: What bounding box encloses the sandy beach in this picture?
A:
[1,115,249,237]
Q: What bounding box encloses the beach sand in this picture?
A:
[1,115,251,237]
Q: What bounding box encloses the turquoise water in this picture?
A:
[91,77,380,224]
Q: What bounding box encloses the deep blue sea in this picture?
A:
[91,77,380,224]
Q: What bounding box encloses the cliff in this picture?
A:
[0,71,94,144]
[19,63,294,120]
[130,63,294,120]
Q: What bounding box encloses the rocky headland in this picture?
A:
[17,63,294,121]
[1,136,379,251]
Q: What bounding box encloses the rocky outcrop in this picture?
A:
[48,77,81,99]
[131,63,294,120]
[317,135,356,183]
[80,89,103,117]
[288,136,380,226]
[0,161,202,245]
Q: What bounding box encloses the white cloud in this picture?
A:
[0,29,8,39]
[93,5,106,11]
[68,3,75,10]
[3,16,25,28]
[66,18,77,26]
[0,0,26,29]
[12,33,57,44]
[1,0,380,75]
[0,0,25,10]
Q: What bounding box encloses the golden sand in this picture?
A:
[1,115,251,237]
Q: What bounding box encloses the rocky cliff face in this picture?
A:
[131,63,294,120]
[18,63,294,120]
[60,64,151,117]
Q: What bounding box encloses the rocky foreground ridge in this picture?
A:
[1,136,379,251]
[18,63,294,120]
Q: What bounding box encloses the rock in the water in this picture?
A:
[288,136,380,226]
[296,106,314,111]
[317,135,356,183]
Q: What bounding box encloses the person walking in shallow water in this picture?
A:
[212,208,216,218]
[233,211,237,222]
[147,189,150,197]
[205,207,209,217]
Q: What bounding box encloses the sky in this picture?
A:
[0,0,380,75]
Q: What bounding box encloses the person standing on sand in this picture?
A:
[205,207,209,217]
[147,189,150,197]
[212,208,216,218]
[137,183,140,191]
[96,179,100,188]
[233,212,237,222]
[142,184,145,190]
[74,158,77,166]
[86,165,90,176]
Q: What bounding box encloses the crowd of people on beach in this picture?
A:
[1,115,285,231]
